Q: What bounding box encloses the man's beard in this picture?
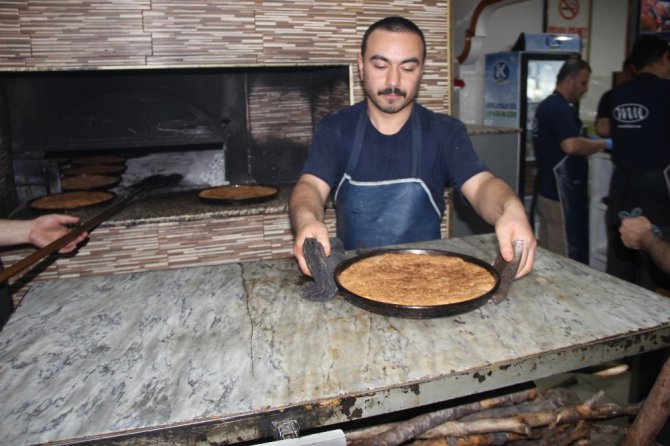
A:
[364,85,415,114]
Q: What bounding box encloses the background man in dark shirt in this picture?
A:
[605,35,670,289]
[532,57,609,263]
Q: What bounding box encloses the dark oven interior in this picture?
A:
[0,65,350,216]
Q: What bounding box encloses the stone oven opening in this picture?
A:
[0,65,351,215]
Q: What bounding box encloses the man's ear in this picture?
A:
[357,53,364,81]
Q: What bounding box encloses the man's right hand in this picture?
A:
[293,221,331,276]
[619,215,654,250]
[289,174,333,276]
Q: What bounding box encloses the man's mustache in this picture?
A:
[377,88,406,97]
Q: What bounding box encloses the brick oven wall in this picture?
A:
[0,1,451,113]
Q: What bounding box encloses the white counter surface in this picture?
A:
[1,234,669,445]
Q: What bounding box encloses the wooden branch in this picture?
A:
[345,422,403,442]
[582,389,605,408]
[538,420,590,446]
[408,423,589,446]
[459,388,581,422]
[591,423,628,436]
[418,401,641,439]
[623,356,670,446]
[347,388,640,446]
[408,422,635,446]
[346,388,537,446]
[409,431,530,445]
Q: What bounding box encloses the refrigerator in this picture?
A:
[484,33,581,208]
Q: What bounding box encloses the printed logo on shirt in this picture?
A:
[613,103,649,127]
[492,61,510,84]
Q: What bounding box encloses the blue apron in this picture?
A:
[334,105,441,250]
[553,154,589,264]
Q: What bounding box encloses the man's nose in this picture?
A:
[386,67,400,86]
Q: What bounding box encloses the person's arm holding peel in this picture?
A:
[0,215,87,253]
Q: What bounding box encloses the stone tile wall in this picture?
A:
[0,1,451,113]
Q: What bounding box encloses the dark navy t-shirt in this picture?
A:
[301,101,488,215]
[596,89,612,120]
[532,92,582,200]
[608,72,670,171]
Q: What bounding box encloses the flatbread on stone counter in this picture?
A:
[337,252,497,306]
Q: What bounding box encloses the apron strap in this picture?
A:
[410,109,422,177]
[344,105,369,174]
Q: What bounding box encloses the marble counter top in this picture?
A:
[2,234,670,445]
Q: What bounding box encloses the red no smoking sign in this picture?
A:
[558,0,580,20]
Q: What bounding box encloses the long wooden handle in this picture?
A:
[0,195,133,284]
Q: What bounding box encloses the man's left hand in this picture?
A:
[494,204,537,278]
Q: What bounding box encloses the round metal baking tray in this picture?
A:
[197,184,279,205]
[29,191,116,211]
[334,248,500,318]
[62,164,127,176]
[60,174,122,191]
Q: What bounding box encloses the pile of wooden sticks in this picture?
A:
[345,386,642,446]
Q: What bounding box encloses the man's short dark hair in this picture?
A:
[556,56,591,83]
[361,16,427,60]
[630,35,670,70]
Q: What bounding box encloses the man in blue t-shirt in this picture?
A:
[532,57,609,264]
[605,34,670,289]
[289,16,536,279]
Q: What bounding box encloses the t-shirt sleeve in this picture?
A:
[551,103,582,142]
[596,90,611,119]
[442,121,489,191]
[300,116,347,189]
